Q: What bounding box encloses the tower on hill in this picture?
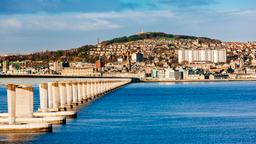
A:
[136,28,146,35]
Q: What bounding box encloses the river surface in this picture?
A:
[1,81,256,144]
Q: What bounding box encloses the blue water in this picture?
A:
[1,82,256,144]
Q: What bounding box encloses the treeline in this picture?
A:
[0,45,97,63]
[101,32,174,44]
[101,32,221,44]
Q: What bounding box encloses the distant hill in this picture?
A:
[0,32,221,63]
[0,45,97,63]
[101,32,221,45]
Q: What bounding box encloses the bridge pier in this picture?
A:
[0,84,52,133]
[47,82,53,109]
[72,82,78,106]
[99,81,102,95]
[93,81,97,98]
[66,82,73,109]
[52,82,60,111]
[77,82,83,104]
[39,83,48,113]
[7,84,16,125]
[82,82,87,101]
[86,81,91,101]
[59,82,67,111]
[89,81,94,100]
[35,81,77,119]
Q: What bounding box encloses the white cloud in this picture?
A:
[76,10,174,19]
[230,9,256,16]
[0,9,255,53]
[0,14,122,32]
[0,10,174,33]
[0,18,22,33]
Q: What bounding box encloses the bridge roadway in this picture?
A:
[0,74,140,85]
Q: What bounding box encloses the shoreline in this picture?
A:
[0,74,128,79]
[1,74,256,83]
[141,79,256,83]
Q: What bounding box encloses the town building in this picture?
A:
[131,52,144,62]
[2,61,9,73]
[178,49,226,63]
[95,58,105,72]
[61,67,96,76]
[165,68,175,80]
[49,62,63,74]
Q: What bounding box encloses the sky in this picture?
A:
[0,0,256,54]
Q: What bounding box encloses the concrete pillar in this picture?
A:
[15,85,34,118]
[39,83,48,112]
[107,81,111,91]
[77,82,83,103]
[100,81,105,93]
[98,81,102,94]
[82,82,87,100]
[100,81,103,94]
[66,82,73,106]
[95,81,98,95]
[94,81,98,95]
[102,81,106,92]
[7,84,16,125]
[96,80,100,95]
[113,81,116,89]
[47,82,53,109]
[90,81,93,98]
[86,82,91,99]
[104,81,107,92]
[110,82,113,89]
[110,81,112,90]
[104,81,107,91]
[72,82,78,104]
[115,81,118,88]
[114,82,117,88]
[52,82,60,110]
[94,81,98,97]
[59,82,67,109]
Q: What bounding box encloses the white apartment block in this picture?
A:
[178,49,226,63]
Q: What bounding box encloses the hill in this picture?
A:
[0,45,97,63]
[0,32,221,63]
[101,32,221,45]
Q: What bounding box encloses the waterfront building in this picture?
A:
[62,61,70,68]
[49,62,63,74]
[186,74,205,80]
[165,68,175,80]
[152,69,158,78]
[95,56,105,72]
[145,68,152,77]
[178,49,227,63]
[245,68,256,74]
[174,70,183,80]
[2,61,9,73]
[182,69,189,80]
[158,69,165,79]
[8,62,19,74]
[251,59,256,66]
[214,74,229,79]
[61,68,97,76]
[117,58,123,63]
[131,52,144,62]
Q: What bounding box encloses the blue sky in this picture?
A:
[0,0,256,54]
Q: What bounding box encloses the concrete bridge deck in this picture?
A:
[0,78,131,133]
